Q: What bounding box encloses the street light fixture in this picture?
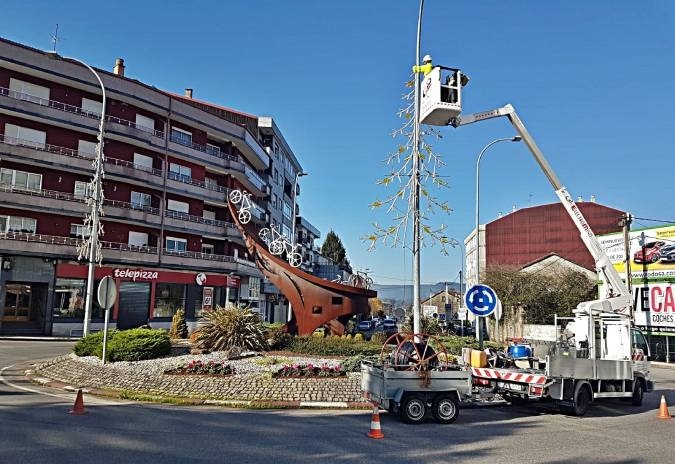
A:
[47,51,107,336]
[474,136,521,347]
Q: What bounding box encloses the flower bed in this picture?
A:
[164,360,235,376]
[273,362,345,378]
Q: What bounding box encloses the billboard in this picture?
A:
[598,224,675,332]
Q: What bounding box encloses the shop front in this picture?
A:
[52,263,241,336]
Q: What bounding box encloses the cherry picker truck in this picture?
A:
[420,66,654,416]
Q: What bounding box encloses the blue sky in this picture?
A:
[2,1,675,285]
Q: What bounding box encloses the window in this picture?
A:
[283,202,292,220]
[248,277,260,299]
[131,191,151,209]
[202,243,215,254]
[133,153,153,170]
[282,224,291,240]
[170,127,192,146]
[135,114,155,131]
[128,231,148,247]
[205,177,218,189]
[273,169,279,185]
[154,284,187,318]
[202,210,215,220]
[165,236,187,252]
[78,140,97,158]
[272,193,278,210]
[0,168,42,191]
[206,143,221,157]
[74,181,91,199]
[6,216,37,233]
[167,199,189,213]
[169,163,192,181]
[70,224,89,238]
[81,97,102,116]
[4,124,46,149]
[9,78,50,102]
[0,216,7,232]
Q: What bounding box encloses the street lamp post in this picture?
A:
[475,136,521,348]
[48,52,107,336]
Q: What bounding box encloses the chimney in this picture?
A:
[577,196,584,202]
[590,194,596,203]
[113,58,125,77]
[184,88,193,98]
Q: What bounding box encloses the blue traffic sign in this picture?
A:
[465,284,498,317]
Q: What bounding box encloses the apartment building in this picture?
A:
[0,37,305,335]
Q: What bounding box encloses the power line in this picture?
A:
[632,216,675,225]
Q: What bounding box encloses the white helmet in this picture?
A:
[422,54,432,63]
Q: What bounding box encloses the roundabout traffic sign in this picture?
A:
[464,284,498,317]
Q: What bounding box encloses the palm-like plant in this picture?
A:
[196,304,267,352]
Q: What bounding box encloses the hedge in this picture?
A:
[286,336,383,357]
[73,328,171,362]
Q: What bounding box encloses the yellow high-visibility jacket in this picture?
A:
[412,63,433,75]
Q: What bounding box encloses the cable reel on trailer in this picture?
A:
[379,333,449,372]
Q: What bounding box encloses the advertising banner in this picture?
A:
[598,224,675,332]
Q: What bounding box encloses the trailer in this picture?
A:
[360,333,472,424]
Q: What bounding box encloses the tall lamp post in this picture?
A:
[48,52,107,336]
[475,136,521,348]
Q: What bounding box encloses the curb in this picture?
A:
[652,362,675,371]
[0,336,78,342]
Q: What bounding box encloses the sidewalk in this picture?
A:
[0,335,78,342]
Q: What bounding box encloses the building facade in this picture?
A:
[0,37,310,335]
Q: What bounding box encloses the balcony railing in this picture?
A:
[0,231,157,254]
[169,133,240,163]
[164,209,235,228]
[0,86,164,138]
[106,199,160,215]
[107,157,163,176]
[244,166,266,191]
[163,249,237,262]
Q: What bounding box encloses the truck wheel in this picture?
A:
[631,379,644,406]
[572,384,592,416]
[399,395,427,424]
[431,395,459,424]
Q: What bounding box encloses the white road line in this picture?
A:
[0,363,122,405]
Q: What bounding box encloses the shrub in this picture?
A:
[264,323,293,350]
[353,333,364,341]
[74,328,170,362]
[342,354,379,372]
[189,330,201,344]
[169,309,188,339]
[371,331,388,345]
[196,305,267,352]
[165,360,235,376]
[402,315,442,335]
[287,336,382,357]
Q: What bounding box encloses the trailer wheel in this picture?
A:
[399,395,427,424]
[571,383,592,416]
[431,395,459,424]
[631,379,644,406]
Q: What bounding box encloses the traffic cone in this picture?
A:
[657,395,671,420]
[69,389,87,415]
[367,403,384,439]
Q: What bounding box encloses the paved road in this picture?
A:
[1,341,673,464]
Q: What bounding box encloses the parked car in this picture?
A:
[634,241,666,263]
[356,320,375,332]
[382,319,397,335]
[658,244,675,263]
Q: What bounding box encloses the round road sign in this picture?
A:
[464,284,498,317]
[97,276,117,310]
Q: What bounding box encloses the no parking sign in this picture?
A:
[464,284,498,317]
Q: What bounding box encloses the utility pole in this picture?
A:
[620,212,634,320]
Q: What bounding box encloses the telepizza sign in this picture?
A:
[113,268,159,281]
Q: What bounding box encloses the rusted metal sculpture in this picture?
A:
[228,200,376,336]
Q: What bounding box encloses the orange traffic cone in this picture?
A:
[657,395,671,420]
[69,389,87,415]
[367,403,384,439]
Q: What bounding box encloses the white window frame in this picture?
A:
[206,143,221,156]
[74,181,91,199]
[169,163,192,180]
[4,123,46,149]
[167,199,189,213]
[78,140,97,158]
[202,210,216,220]
[283,202,292,220]
[165,236,187,252]
[135,114,155,131]
[128,231,149,247]
[131,191,151,208]
[9,78,50,102]
[81,97,102,116]
[170,126,192,145]
[70,224,89,238]
[7,216,37,233]
[201,243,215,254]
[133,153,154,170]
[0,168,42,190]
[282,224,291,241]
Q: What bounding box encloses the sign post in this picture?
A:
[464,284,498,349]
[97,276,117,365]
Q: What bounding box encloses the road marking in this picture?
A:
[0,363,122,405]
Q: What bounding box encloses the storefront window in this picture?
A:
[53,278,104,319]
[195,287,222,318]
[154,283,186,318]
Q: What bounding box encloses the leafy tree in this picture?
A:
[321,230,351,268]
[368,298,385,317]
[483,265,596,324]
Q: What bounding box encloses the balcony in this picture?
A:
[161,249,238,271]
[0,231,159,264]
[163,209,236,236]
[0,86,99,133]
[166,171,227,203]
[105,114,164,140]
